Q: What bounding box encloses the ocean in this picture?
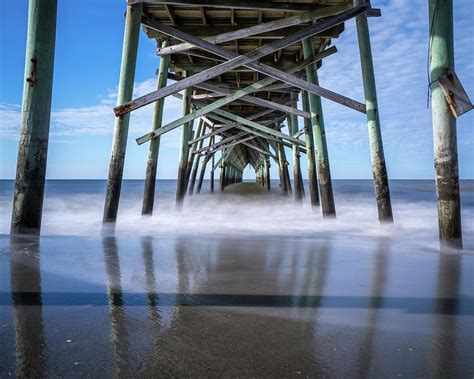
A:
[0,179,473,376]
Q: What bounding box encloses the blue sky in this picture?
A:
[0,0,472,179]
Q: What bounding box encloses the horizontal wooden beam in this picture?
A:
[118,7,367,116]
[129,0,322,12]
[144,24,344,41]
[157,4,351,56]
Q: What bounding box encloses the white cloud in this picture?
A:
[0,78,184,147]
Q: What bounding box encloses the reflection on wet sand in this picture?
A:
[431,254,462,377]
[2,235,473,376]
[102,236,129,378]
[9,236,45,378]
[357,238,389,378]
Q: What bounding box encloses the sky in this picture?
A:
[0,0,472,180]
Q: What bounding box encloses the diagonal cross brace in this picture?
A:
[115,5,369,116]
[135,55,325,145]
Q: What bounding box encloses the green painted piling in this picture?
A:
[301,90,320,206]
[142,40,170,215]
[176,81,192,206]
[302,38,335,216]
[210,141,215,193]
[103,3,142,222]
[354,0,393,223]
[196,135,214,194]
[277,143,288,194]
[188,119,206,195]
[11,0,57,235]
[265,160,271,190]
[429,0,462,247]
[289,96,303,201]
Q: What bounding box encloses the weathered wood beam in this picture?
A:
[198,134,256,156]
[208,112,299,151]
[116,7,368,116]
[199,7,208,25]
[135,57,317,145]
[213,108,305,147]
[145,24,344,41]
[129,0,325,12]
[194,131,248,155]
[157,3,351,56]
[163,5,176,26]
[189,108,274,146]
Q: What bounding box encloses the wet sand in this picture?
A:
[1,232,473,377]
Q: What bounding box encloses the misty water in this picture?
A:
[1,179,473,251]
[1,180,473,376]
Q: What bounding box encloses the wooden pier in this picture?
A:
[10,0,469,248]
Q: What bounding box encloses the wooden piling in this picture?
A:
[429,0,462,247]
[288,98,303,201]
[354,0,393,223]
[103,3,142,222]
[142,41,170,215]
[302,38,335,216]
[188,119,206,195]
[11,0,58,235]
[219,162,226,192]
[301,90,320,206]
[277,142,288,194]
[176,81,192,206]
[265,160,271,190]
[210,146,215,193]
[196,135,214,194]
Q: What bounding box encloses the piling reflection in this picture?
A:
[9,236,45,378]
[356,238,390,378]
[430,254,462,377]
[102,236,129,378]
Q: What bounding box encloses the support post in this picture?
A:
[277,142,288,195]
[219,162,225,191]
[429,0,462,247]
[103,3,142,222]
[301,90,320,206]
[142,40,170,215]
[210,148,215,193]
[265,160,271,190]
[11,0,58,234]
[354,0,393,223]
[288,99,303,202]
[176,79,192,207]
[302,38,335,216]
[188,119,206,195]
[196,135,214,194]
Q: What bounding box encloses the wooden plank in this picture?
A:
[157,3,351,56]
[129,0,321,12]
[144,24,345,40]
[117,7,368,116]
